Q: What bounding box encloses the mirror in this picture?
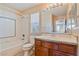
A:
[40,3,77,34]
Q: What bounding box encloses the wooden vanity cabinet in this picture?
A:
[35,39,77,56]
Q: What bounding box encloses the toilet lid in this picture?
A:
[23,43,33,48]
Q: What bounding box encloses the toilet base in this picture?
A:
[24,49,34,56]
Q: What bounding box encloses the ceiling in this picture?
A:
[3,3,39,11]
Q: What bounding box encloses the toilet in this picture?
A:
[23,43,34,56]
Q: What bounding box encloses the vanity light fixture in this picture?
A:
[49,3,64,8]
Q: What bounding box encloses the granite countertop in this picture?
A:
[35,34,78,45]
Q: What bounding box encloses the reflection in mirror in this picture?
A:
[66,4,77,34]
[40,3,77,34]
[70,4,79,36]
[55,18,65,33]
[66,17,76,33]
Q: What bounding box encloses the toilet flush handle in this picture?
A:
[22,34,25,40]
[22,34,25,37]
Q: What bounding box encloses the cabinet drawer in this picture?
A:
[59,44,77,54]
[50,50,73,56]
[35,39,42,46]
[42,41,58,50]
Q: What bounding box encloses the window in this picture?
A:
[56,18,65,33]
[31,12,40,34]
[44,15,52,33]
[66,17,76,30]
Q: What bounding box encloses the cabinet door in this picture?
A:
[35,47,49,56]
[59,44,77,55]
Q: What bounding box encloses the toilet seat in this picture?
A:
[23,43,33,50]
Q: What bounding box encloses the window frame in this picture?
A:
[30,12,41,35]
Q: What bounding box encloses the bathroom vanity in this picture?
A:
[35,34,78,56]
